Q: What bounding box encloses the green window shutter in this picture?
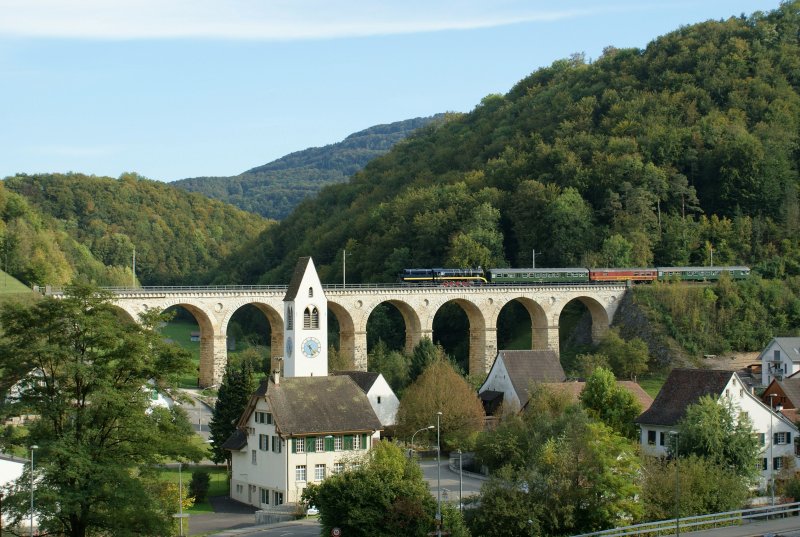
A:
[344,435,353,450]
[307,437,315,453]
[325,435,334,452]
[291,438,297,454]
[362,434,368,449]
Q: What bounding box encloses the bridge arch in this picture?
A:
[220,301,285,373]
[555,295,612,345]
[431,297,487,375]
[491,296,551,351]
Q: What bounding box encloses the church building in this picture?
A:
[225,257,383,509]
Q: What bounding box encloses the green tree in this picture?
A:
[209,356,257,465]
[467,466,541,537]
[396,358,485,450]
[579,367,642,439]
[675,395,759,479]
[408,337,445,383]
[368,340,410,393]
[0,282,203,537]
[596,329,649,380]
[302,440,436,537]
[189,470,211,503]
[640,454,751,520]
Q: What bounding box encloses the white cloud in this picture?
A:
[0,1,642,40]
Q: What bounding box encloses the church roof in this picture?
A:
[332,371,381,393]
[284,256,312,302]
[636,369,734,426]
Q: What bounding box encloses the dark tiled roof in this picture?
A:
[332,371,380,393]
[497,350,565,407]
[284,256,312,302]
[636,369,734,426]
[269,376,381,435]
[775,378,800,408]
[222,429,247,451]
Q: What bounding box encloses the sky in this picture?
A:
[0,1,784,183]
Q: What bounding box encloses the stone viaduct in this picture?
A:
[43,283,627,387]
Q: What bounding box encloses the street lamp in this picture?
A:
[342,249,352,288]
[768,393,782,506]
[410,425,434,451]
[669,431,679,537]
[30,444,38,537]
[436,411,443,537]
[457,449,463,513]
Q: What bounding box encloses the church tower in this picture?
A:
[282,257,328,377]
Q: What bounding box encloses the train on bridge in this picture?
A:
[399,266,751,286]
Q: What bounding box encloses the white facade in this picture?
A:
[478,359,521,412]
[228,398,378,506]
[365,374,399,427]
[0,454,26,527]
[283,258,328,378]
[639,374,798,488]
[760,338,800,386]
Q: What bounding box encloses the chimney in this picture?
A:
[273,369,280,386]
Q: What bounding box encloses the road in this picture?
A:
[175,388,213,441]
[207,519,321,537]
[418,456,486,504]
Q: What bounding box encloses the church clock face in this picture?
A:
[301,337,321,358]
[285,336,293,358]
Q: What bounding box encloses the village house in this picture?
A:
[760,337,800,386]
[637,369,798,488]
[478,349,565,414]
[332,370,399,428]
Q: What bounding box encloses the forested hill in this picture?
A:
[172,115,443,219]
[210,2,800,286]
[2,173,270,286]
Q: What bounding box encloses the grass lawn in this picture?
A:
[159,465,229,513]
[638,371,668,398]
[160,319,202,388]
[0,269,31,294]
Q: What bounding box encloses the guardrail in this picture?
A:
[571,501,800,537]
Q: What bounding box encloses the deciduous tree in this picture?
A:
[0,282,203,537]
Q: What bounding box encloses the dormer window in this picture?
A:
[303,307,319,329]
[308,287,313,298]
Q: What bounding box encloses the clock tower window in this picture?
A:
[308,287,314,298]
[303,307,319,329]
[287,307,293,330]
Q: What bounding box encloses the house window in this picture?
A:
[333,463,344,475]
[377,396,382,404]
[296,465,307,482]
[659,432,665,446]
[295,438,305,453]
[255,411,271,424]
[774,457,784,471]
[775,432,791,445]
[759,433,766,446]
[316,436,325,452]
[272,436,282,453]
[274,491,283,506]
[334,436,343,451]
[775,350,781,361]
[260,487,269,505]
[647,430,656,445]
[353,434,362,450]
[315,464,326,481]
[259,434,269,451]
[251,450,257,465]
[762,458,768,471]
[308,287,313,298]
[236,484,244,494]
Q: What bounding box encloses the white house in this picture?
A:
[478,349,565,414]
[0,453,27,527]
[225,257,383,508]
[636,369,798,488]
[760,337,800,386]
[224,373,381,507]
[332,371,399,428]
